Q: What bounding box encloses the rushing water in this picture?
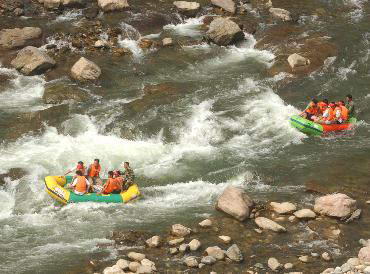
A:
[1,1,370,273]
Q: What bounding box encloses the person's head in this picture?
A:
[311,98,318,106]
[76,170,83,176]
[339,100,345,106]
[124,162,130,169]
[329,102,336,108]
[94,159,100,166]
[108,171,114,178]
[323,99,328,104]
[113,170,121,177]
[78,161,83,165]
[346,94,352,101]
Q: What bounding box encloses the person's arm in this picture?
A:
[68,178,77,189]
[335,109,341,118]
[64,167,76,176]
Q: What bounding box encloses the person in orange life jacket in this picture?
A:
[65,161,86,177]
[67,170,90,195]
[98,171,121,195]
[87,159,103,189]
[335,100,349,124]
[300,98,319,121]
[317,99,329,115]
[320,102,336,124]
[113,170,124,192]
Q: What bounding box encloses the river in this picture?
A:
[0,0,370,273]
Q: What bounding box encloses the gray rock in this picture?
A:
[169,237,184,246]
[103,265,125,274]
[284,263,293,269]
[344,208,362,223]
[287,53,310,69]
[11,46,56,75]
[201,256,216,265]
[169,247,178,255]
[215,185,253,221]
[184,256,199,268]
[347,257,360,267]
[173,1,200,17]
[255,217,286,232]
[171,224,191,237]
[340,263,351,273]
[188,239,201,251]
[225,244,243,262]
[205,246,225,260]
[211,0,235,14]
[268,257,281,271]
[140,258,156,272]
[218,235,231,244]
[205,17,244,46]
[179,243,189,253]
[70,57,101,82]
[359,246,370,263]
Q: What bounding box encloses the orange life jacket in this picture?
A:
[102,178,121,194]
[340,106,348,121]
[317,102,328,114]
[324,108,335,121]
[114,176,124,188]
[88,164,101,177]
[305,102,319,115]
[74,176,88,193]
[76,164,86,175]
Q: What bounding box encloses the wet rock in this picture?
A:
[225,244,243,262]
[169,247,178,255]
[173,1,200,17]
[284,263,293,269]
[83,6,99,19]
[184,256,199,268]
[103,265,124,274]
[0,27,42,49]
[128,261,141,272]
[136,265,153,274]
[42,82,88,104]
[138,38,153,49]
[218,235,231,244]
[298,255,309,263]
[322,252,332,261]
[288,53,310,69]
[311,253,319,258]
[11,46,56,76]
[0,168,27,185]
[189,239,201,251]
[268,257,282,271]
[270,202,297,214]
[364,266,370,274]
[269,8,292,21]
[344,208,362,223]
[359,246,370,263]
[294,209,316,220]
[171,224,191,237]
[211,0,236,14]
[116,259,129,270]
[254,228,263,234]
[169,237,184,246]
[61,0,86,8]
[110,230,152,246]
[205,17,244,46]
[341,263,351,272]
[215,186,254,221]
[98,0,129,12]
[347,257,360,267]
[0,0,23,13]
[43,0,61,10]
[127,252,145,261]
[162,38,173,47]
[255,217,286,232]
[322,268,334,274]
[314,193,357,219]
[94,40,108,48]
[289,216,297,222]
[205,246,225,260]
[359,239,370,247]
[201,256,216,265]
[70,57,101,82]
[199,219,212,227]
[146,235,160,248]
[13,8,24,16]
[305,180,330,194]
[179,243,189,253]
[140,258,156,272]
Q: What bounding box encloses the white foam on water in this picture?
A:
[54,9,82,22]
[337,61,357,80]
[0,66,46,112]
[163,16,204,37]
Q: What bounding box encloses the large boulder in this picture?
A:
[211,0,236,14]
[215,186,254,221]
[255,217,286,232]
[42,82,88,104]
[270,202,296,214]
[173,1,200,17]
[70,57,101,82]
[359,246,370,263]
[269,8,292,21]
[98,0,129,12]
[205,17,244,46]
[287,53,310,69]
[11,46,56,75]
[314,193,357,219]
[0,27,42,49]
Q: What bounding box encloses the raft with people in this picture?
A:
[290,95,357,136]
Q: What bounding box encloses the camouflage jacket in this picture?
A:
[123,167,135,186]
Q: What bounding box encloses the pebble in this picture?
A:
[284,263,293,269]
[218,235,231,244]
[169,247,178,255]
[321,252,332,261]
[205,246,225,260]
[168,237,184,246]
[179,243,189,253]
[198,219,212,227]
[288,216,297,222]
[171,224,191,237]
[225,244,243,262]
[146,235,161,248]
[141,258,156,271]
[128,252,145,261]
[268,257,282,271]
[298,255,309,263]
[293,209,316,219]
[311,252,319,257]
[184,256,199,268]
[189,239,201,251]
[162,37,173,47]
[201,256,217,265]
[254,228,263,234]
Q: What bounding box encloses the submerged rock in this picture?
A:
[171,224,191,237]
[314,193,357,219]
[11,46,56,75]
[0,168,27,185]
[98,0,129,12]
[0,27,42,49]
[215,186,254,221]
[173,1,200,17]
[211,0,236,14]
[225,244,243,262]
[199,219,212,227]
[201,256,216,265]
[162,37,173,47]
[43,0,60,9]
[205,17,244,46]
[42,82,88,104]
[70,57,101,82]
[270,202,297,214]
[218,235,231,244]
[255,217,286,232]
